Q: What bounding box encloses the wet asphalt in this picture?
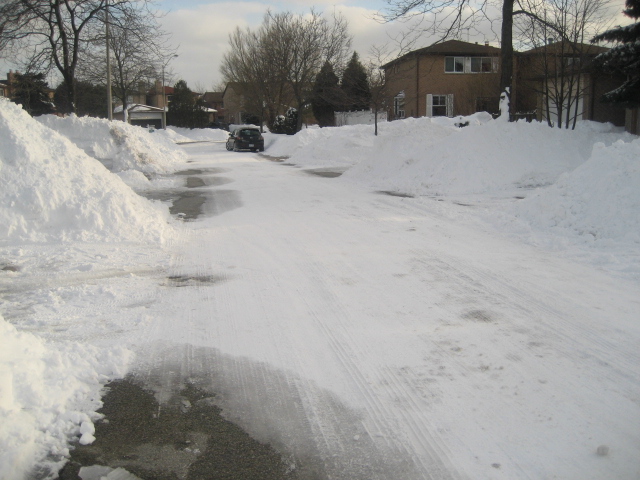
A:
[57,158,351,480]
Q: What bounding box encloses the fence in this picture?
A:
[334,110,387,127]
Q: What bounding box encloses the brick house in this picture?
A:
[0,80,9,98]
[515,42,626,128]
[222,83,246,125]
[202,91,225,123]
[382,40,502,120]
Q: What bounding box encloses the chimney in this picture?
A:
[485,41,489,47]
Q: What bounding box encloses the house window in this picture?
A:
[471,57,493,73]
[394,92,405,118]
[427,94,454,117]
[445,57,465,73]
[447,56,497,73]
[432,95,448,116]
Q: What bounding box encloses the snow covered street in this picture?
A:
[123,143,640,480]
[1,99,639,479]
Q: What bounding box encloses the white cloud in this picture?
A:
[159,2,268,90]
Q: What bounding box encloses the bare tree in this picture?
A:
[378,0,612,118]
[0,0,158,113]
[516,0,614,128]
[221,9,352,132]
[366,44,392,136]
[78,9,175,116]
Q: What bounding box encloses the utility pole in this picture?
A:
[162,54,178,129]
[105,0,113,120]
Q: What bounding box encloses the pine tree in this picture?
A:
[54,80,107,117]
[592,0,640,107]
[341,52,372,112]
[167,80,208,128]
[311,61,341,127]
[11,73,55,116]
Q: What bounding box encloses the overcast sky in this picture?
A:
[1,0,630,93]
[155,0,423,91]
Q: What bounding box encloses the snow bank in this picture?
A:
[37,114,187,174]
[269,114,638,276]
[500,138,640,251]
[164,126,229,142]
[343,116,629,196]
[0,99,173,243]
[0,314,133,480]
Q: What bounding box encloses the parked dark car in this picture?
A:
[226,126,264,152]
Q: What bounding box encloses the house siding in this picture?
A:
[383,41,501,120]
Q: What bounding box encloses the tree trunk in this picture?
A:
[500,0,515,120]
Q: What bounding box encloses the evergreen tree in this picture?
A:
[311,61,341,127]
[54,80,108,117]
[592,0,640,107]
[167,80,208,128]
[271,108,298,135]
[11,73,55,116]
[341,52,371,112]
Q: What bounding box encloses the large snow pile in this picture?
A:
[0,315,133,480]
[268,115,638,276]
[497,137,640,264]
[0,99,173,243]
[37,114,187,174]
[265,113,494,169]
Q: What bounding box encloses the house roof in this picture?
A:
[382,39,501,69]
[114,103,165,113]
[520,41,609,57]
[148,85,174,95]
[203,91,224,103]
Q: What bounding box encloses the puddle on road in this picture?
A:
[62,376,296,480]
[186,177,205,188]
[165,274,226,287]
[303,169,345,178]
[170,192,207,220]
[259,154,290,163]
[185,176,234,188]
[140,167,241,220]
[61,344,424,480]
[376,190,415,198]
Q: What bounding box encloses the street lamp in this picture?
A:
[161,54,178,129]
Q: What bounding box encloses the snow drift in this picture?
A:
[0,314,133,480]
[268,114,638,276]
[0,99,174,243]
[503,137,640,251]
[37,113,187,174]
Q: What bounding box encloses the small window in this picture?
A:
[445,57,464,73]
[432,95,448,116]
[427,94,453,117]
[394,92,406,118]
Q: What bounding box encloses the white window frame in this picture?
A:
[445,56,465,73]
[394,91,406,118]
[446,56,498,74]
[426,94,454,117]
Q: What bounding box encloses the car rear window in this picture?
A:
[240,129,260,137]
